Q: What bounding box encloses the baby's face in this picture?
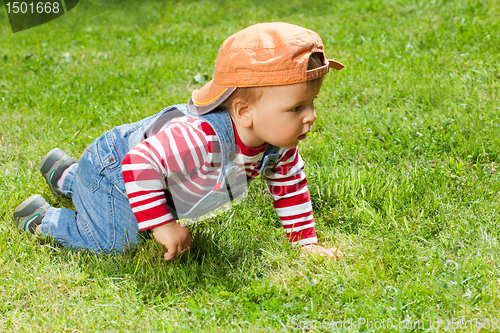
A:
[249,82,321,149]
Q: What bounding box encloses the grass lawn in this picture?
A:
[1,0,499,331]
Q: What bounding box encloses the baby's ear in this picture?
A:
[231,98,253,128]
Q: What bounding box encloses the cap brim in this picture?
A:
[328,59,345,70]
[188,80,236,115]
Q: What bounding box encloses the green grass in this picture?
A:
[1,0,499,331]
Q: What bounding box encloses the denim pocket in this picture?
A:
[77,130,126,193]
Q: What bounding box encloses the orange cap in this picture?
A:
[188,22,345,115]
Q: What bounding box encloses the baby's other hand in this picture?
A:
[301,244,343,260]
[151,222,192,261]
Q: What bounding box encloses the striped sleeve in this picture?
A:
[121,119,210,231]
[263,147,318,247]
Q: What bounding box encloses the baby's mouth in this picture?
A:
[298,132,309,140]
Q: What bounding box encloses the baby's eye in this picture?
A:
[291,106,302,112]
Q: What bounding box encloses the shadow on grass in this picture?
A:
[33,212,271,304]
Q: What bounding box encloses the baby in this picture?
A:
[13,22,344,261]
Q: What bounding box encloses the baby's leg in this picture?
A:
[25,156,110,250]
[13,195,99,250]
[28,130,142,252]
[40,206,100,250]
[37,170,142,253]
[14,150,141,252]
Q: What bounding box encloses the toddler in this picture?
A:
[13,22,344,261]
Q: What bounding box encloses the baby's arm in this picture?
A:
[265,148,342,259]
[264,148,317,245]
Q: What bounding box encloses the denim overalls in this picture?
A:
[40,104,281,253]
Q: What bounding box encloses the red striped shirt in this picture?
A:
[121,116,317,246]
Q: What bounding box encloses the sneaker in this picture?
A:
[39,148,76,198]
[13,194,49,234]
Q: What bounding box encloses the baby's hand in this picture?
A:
[301,244,343,260]
[151,222,192,261]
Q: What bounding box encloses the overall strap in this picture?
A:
[195,109,237,183]
[128,104,189,149]
[256,144,282,175]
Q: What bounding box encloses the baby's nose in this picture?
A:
[304,106,317,124]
